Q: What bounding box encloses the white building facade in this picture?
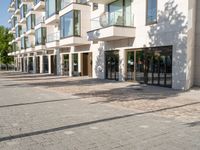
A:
[8,0,200,90]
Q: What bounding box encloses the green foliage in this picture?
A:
[0,26,13,65]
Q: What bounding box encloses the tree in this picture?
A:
[0,26,13,70]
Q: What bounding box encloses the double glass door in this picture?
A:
[127,47,172,87]
[105,51,119,80]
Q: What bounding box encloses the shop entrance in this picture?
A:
[51,55,57,75]
[43,56,49,73]
[62,54,69,76]
[82,53,93,77]
[105,51,119,80]
[36,56,40,73]
[126,46,172,87]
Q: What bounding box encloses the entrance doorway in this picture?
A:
[24,58,27,72]
[36,56,40,73]
[28,57,33,73]
[51,55,57,75]
[43,56,49,73]
[21,58,24,72]
[105,51,119,80]
[126,46,172,87]
[82,53,92,77]
[62,54,69,76]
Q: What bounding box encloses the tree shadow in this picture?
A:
[75,84,182,102]
[185,121,200,127]
[148,0,187,89]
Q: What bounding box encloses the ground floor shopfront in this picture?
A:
[104,46,172,88]
[13,46,173,88]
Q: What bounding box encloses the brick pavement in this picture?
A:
[0,72,200,150]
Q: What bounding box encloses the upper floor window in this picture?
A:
[108,0,133,27]
[60,10,81,39]
[20,4,27,20]
[93,3,98,11]
[45,0,61,19]
[35,27,46,46]
[26,14,35,31]
[146,0,157,25]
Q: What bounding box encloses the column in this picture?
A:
[78,53,82,76]
[40,55,43,73]
[33,55,36,74]
[48,55,51,74]
[56,48,61,76]
[69,53,72,77]
[119,49,126,81]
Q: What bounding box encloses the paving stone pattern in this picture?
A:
[0,72,200,150]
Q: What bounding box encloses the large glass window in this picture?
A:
[108,0,133,26]
[146,0,157,25]
[45,0,61,18]
[11,16,17,28]
[20,4,27,20]
[15,0,21,11]
[26,14,35,31]
[72,53,79,76]
[34,0,44,5]
[126,47,172,88]
[35,27,46,45]
[60,10,80,38]
[21,36,27,49]
[16,25,22,37]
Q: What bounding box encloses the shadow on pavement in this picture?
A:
[0,101,200,142]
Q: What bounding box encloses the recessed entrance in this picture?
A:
[126,46,172,87]
[51,55,57,75]
[105,51,119,80]
[62,54,69,76]
[21,58,24,72]
[28,57,33,73]
[82,53,93,77]
[36,56,40,73]
[43,56,49,73]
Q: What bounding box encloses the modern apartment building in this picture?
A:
[8,0,200,90]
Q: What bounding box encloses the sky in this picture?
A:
[0,0,11,28]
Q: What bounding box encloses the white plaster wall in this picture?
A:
[194,0,200,86]
[89,0,190,89]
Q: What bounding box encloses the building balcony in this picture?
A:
[26,45,35,53]
[34,0,45,11]
[45,14,59,25]
[60,36,89,47]
[8,19,11,24]
[35,45,46,51]
[35,16,45,29]
[46,32,60,49]
[10,0,15,8]
[14,9,20,15]
[20,17,26,24]
[87,12,135,41]
[88,0,115,4]
[26,29,35,35]
[8,7,15,13]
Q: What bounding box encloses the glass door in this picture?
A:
[62,54,69,76]
[105,51,119,80]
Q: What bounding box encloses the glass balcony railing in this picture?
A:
[90,11,134,30]
[36,16,45,25]
[60,0,87,10]
[47,32,60,43]
[34,0,44,6]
